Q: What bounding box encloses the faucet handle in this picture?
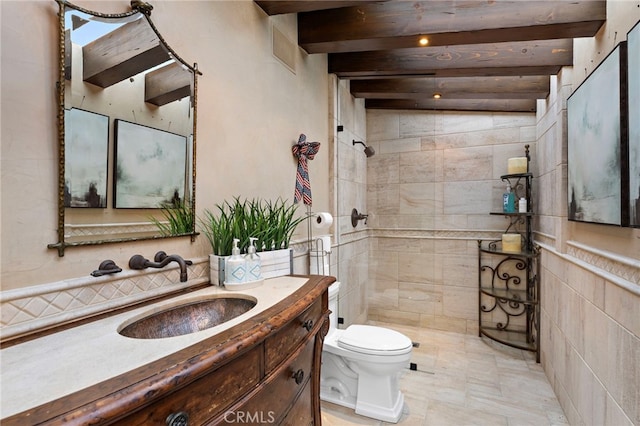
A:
[154,251,168,262]
[154,251,193,265]
[129,254,150,270]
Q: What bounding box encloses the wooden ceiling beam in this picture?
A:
[350,76,550,100]
[298,1,605,53]
[82,18,171,88]
[365,98,538,113]
[255,1,386,16]
[329,39,573,78]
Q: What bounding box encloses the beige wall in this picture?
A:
[365,110,537,333]
[2,1,639,421]
[536,1,640,424]
[1,0,330,290]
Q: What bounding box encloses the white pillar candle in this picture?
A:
[502,234,522,253]
[507,157,528,174]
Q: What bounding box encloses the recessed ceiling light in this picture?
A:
[419,37,429,46]
[433,93,441,99]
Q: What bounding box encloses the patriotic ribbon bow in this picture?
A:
[292,134,320,205]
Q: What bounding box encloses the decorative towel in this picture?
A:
[292,134,320,205]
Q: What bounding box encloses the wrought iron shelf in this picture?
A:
[479,327,537,352]
[478,242,537,258]
[479,287,536,305]
[478,144,540,362]
[489,211,534,217]
[500,172,533,180]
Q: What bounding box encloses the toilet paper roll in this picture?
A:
[314,212,334,228]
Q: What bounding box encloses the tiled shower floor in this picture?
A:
[321,323,568,426]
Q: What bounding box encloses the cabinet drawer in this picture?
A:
[264,298,321,371]
[280,379,312,426]
[219,335,315,425]
[113,345,262,425]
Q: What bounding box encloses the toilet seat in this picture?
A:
[337,325,412,356]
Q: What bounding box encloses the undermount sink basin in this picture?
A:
[119,296,257,339]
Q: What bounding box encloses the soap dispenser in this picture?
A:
[244,237,262,281]
[503,184,516,213]
[225,238,246,284]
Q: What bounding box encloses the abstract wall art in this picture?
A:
[627,21,640,227]
[567,41,628,226]
[114,120,187,209]
[64,108,109,208]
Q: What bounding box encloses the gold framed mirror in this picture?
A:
[48,0,201,256]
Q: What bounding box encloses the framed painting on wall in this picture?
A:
[64,108,109,208]
[114,119,187,209]
[567,41,629,226]
[627,21,640,227]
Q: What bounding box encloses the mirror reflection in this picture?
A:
[49,0,200,256]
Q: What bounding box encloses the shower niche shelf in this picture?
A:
[478,145,540,362]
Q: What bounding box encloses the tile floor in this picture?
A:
[320,323,569,426]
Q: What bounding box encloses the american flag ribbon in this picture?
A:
[292,134,320,205]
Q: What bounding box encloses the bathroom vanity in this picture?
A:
[1,275,333,425]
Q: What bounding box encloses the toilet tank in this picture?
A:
[328,281,340,332]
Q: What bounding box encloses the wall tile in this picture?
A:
[443,146,493,181]
[399,150,436,183]
[379,137,422,154]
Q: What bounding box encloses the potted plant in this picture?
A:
[150,200,194,236]
[201,197,307,284]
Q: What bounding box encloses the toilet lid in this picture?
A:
[337,325,412,355]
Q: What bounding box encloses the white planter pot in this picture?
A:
[209,248,293,285]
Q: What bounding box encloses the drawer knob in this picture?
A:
[166,411,189,426]
[302,319,314,331]
[292,369,305,385]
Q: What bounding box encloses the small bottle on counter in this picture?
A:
[519,197,528,213]
[244,237,262,281]
[225,238,246,284]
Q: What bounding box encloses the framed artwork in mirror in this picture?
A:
[114,120,187,209]
[64,108,109,208]
[628,20,640,227]
[567,41,628,226]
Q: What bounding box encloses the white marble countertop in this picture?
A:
[0,276,310,419]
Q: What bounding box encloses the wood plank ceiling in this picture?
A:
[255,0,606,112]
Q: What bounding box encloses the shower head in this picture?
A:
[352,140,376,158]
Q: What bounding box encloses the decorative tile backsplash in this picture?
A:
[0,258,209,341]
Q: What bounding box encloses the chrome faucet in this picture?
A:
[128,251,193,282]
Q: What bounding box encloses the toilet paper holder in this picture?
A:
[351,208,368,227]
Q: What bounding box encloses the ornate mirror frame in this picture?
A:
[49,0,201,256]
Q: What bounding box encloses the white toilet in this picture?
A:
[320,281,413,423]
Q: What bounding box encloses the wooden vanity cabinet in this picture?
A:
[3,275,333,426]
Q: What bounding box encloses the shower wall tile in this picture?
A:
[399,183,436,215]
[398,252,436,283]
[398,281,442,316]
[443,181,493,215]
[436,127,520,150]
[399,113,437,138]
[442,147,493,181]
[367,154,399,184]
[399,150,436,183]
[367,110,400,140]
[379,137,422,154]
[438,112,494,135]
